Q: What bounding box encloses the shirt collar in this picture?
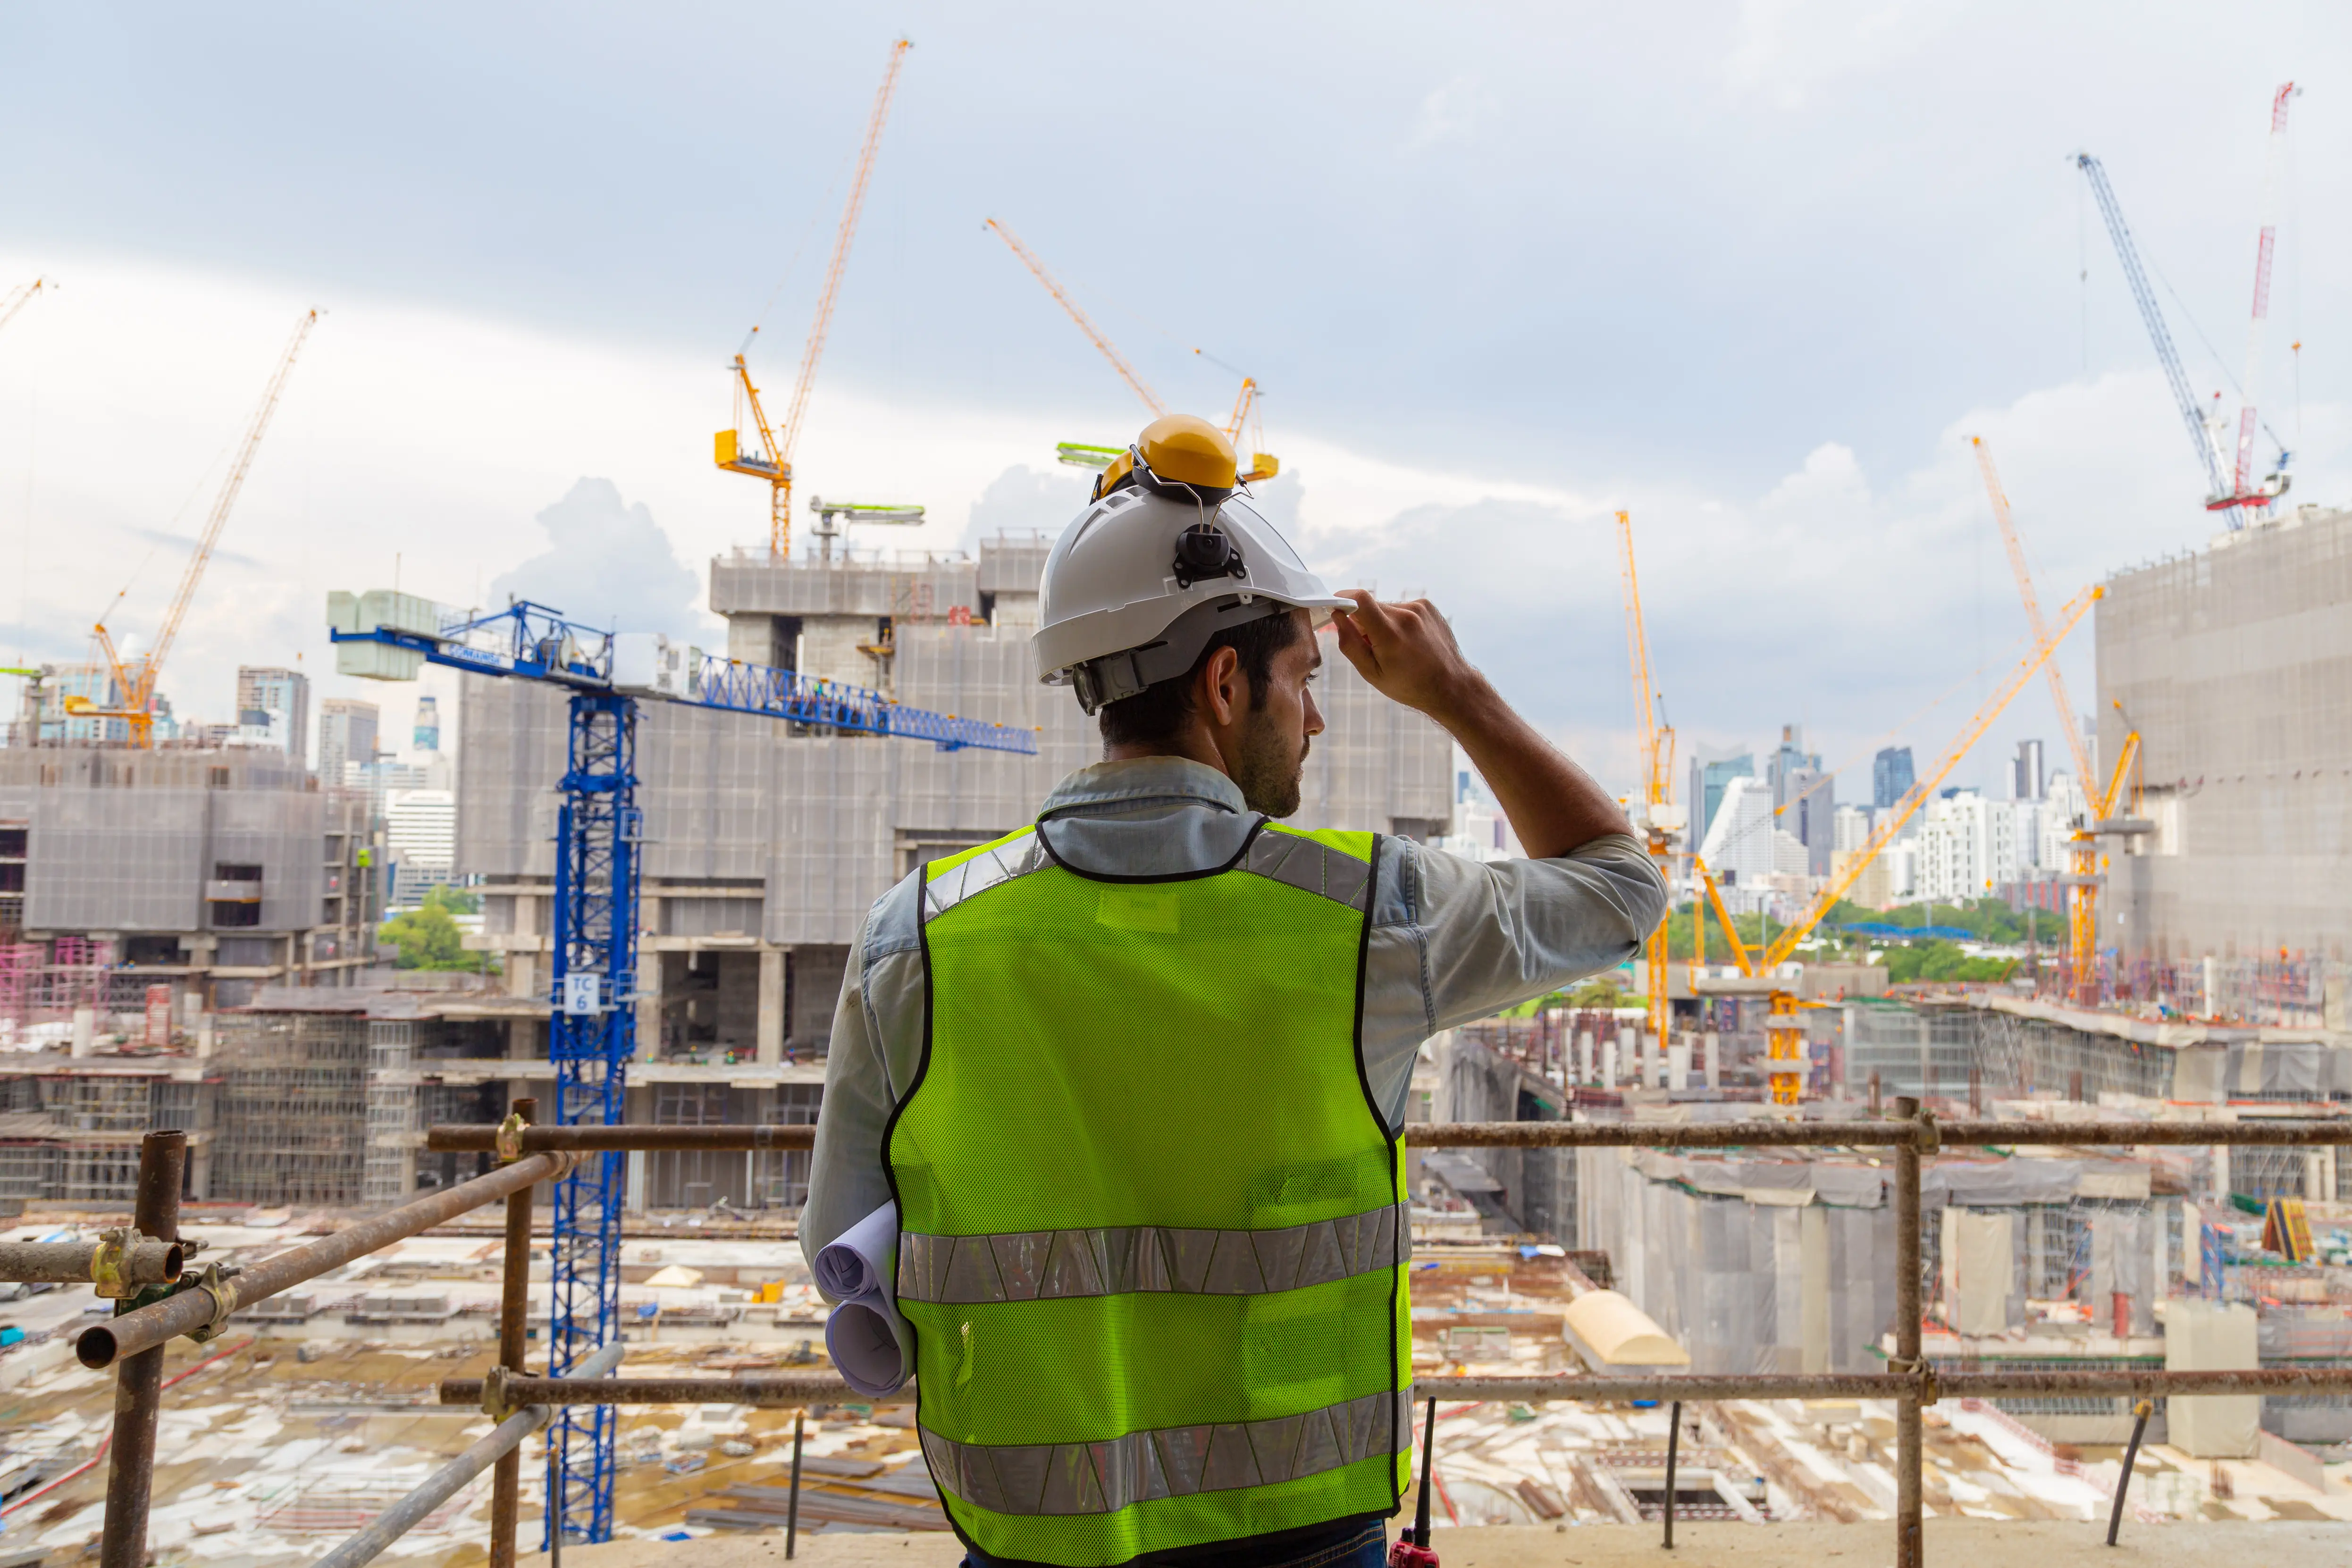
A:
[1039,756,1246,818]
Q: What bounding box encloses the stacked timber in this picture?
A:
[686,1457,948,1533]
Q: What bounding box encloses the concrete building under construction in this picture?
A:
[2098,503,2352,964]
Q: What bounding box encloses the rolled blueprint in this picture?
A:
[815,1200,897,1301]
[827,1294,913,1398]
[818,1201,913,1397]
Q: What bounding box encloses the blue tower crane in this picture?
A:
[328,593,1035,1546]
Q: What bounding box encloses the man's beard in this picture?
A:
[1231,706,1308,817]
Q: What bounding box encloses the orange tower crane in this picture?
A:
[986,218,1163,414]
[987,219,1279,481]
[75,309,320,747]
[1971,436,2144,1004]
[717,37,912,558]
[1692,583,2102,1103]
[1614,511,1680,1057]
[0,277,50,339]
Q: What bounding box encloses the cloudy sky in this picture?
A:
[0,1,2342,802]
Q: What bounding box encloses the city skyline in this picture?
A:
[1,5,2342,799]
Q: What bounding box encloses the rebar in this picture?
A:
[98,1130,185,1568]
[1662,1399,1681,1549]
[2108,1399,2153,1547]
[784,1411,805,1560]
[77,1149,570,1369]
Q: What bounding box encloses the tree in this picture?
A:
[379,886,493,972]
[1883,939,2017,985]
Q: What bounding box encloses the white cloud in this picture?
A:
[489,478,704,637]
[1408,75,1483,150]
[0,247,2344,814]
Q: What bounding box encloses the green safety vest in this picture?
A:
[883,817,1412,1567]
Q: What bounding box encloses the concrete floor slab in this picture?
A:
[541,1518,2351,1568]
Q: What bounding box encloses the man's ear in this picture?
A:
[1197,645,1244,728]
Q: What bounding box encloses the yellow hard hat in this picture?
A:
[1135,414,1238,490]
[1090,414,1244,503]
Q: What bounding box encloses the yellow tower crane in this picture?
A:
[70,309,320,747]
[1692,583,2101,1104]
[1971,436,2144,1004]
[1613,511,1680,1057]
[716,37,912,558]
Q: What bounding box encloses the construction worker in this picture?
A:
[805,414,1667,1568]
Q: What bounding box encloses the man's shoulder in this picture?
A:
[863,824,1046,959]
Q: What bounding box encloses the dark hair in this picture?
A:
[1097,609,1304,750]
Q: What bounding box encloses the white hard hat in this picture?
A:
[1036,420,1347,713]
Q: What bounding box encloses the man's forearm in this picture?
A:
[1435,672,1631,859]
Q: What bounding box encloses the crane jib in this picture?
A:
[326,627,1035,757]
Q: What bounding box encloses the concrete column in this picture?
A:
[1667,1036,1691,1091]
[756,948,785,1065]
[508,1018,538,1060]
[1600,1033,1618,1090]
[626,1151,647,1214]
[1576,1031,1593,1084]
[1703,1030,1720,1089]
[635,943,664,1063]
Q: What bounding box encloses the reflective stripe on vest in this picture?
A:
[917,1389,1414,1518]
[898,1203,1408,1303]
[884,818,1410,1567]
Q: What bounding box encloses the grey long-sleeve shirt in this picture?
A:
[798,756,1669,1268]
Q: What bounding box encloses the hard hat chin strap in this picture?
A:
[1067,595,1284,715]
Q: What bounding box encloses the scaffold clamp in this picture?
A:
[185,1263,242,1344]
[1914,1108,1941,1155]
[1887,1354,1940,1406]
[90,1227,142,1300]
[481,1364,517,1421]
[495,1111,527,1164]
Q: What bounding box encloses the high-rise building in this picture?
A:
[1688,748,1754,847]
[1833,803,1873,854]
[1782,763,1831,876]
[1696,774,1775,887]
[2012,738,2045,801]
[1766,724,1820,809]
[1873,746,1915,811]
[385,788,457,904]
[319,699,380,789]
[235,666,310,761]
[1915,790,2018,903]
[413,694,441,754]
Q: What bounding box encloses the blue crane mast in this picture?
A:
[2074,151,2291,524]
[2072,153,2234,509]
[328,594,1035,1546]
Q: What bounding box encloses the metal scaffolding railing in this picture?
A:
[11,1108,2352,1568]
